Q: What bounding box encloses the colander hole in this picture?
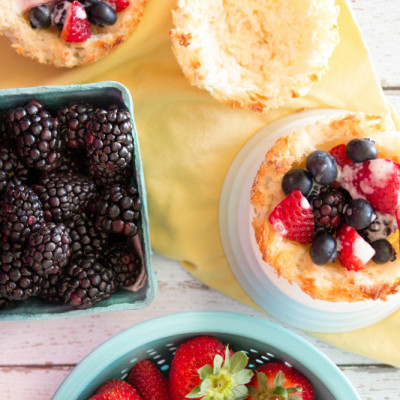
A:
[284,361,292,367]
[153,355,161,359]
[266,352,275,357]
[121,373,128,380]
[248,364,255,368]
[161,365,170,371]
[146,349,154,354]
[165,343,174,347]
[129,357,138,364]
[168,347,177,352]
[261,355,269,361]
[149,351,157,356]
[249,348,258,353]
[157,359,166,365]
[121,368,129,374]
[255,359,264,364]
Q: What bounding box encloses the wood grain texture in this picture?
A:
[0,1,399,400]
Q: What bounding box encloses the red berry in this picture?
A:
[89,379,142,400]
[128,360,171,400]
[328,143,352,168]
[104,0,130,12]
[61,0,91,43]
[268,190,315,244]
[337,224,375,271]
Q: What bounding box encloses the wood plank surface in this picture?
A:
[0,1,400,400]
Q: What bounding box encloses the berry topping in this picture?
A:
[87,1,117,26]
[358,212,396,243]
[281,168,313,196]
[30,4,52,28]
[328,143,352,168]
[311,186,346,235]
[268,190,315,245]
[338,158,400,215]
[337,224,375,271]
[346,138,378,163]
[104,0,130,12]
[61,0,91,43]
[371,239,396,264]
[309,233,337,266]
[51,0,72,29]
[306,150,337,185]
[344,198,375,230]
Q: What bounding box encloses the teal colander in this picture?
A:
[53,311,360,400]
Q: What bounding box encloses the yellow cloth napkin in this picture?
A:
[1,0,400,366]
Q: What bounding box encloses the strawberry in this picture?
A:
[169,336,253,400]
[337,224,375,271]
[328,144,352,168]
[337,158,400,215]
[268,190,314,245]
[128,359,172,400]
[61,0,91,43]
[104,0,130,12]
[246,362,314,400]
[88,379,142,400]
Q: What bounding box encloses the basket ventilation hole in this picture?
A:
[161,365,170,371]
[261,355,270,361]
[129,357,138,364]
[146,348,154,354]
[157,359,166,365]
[168,347,177,352]
[255,359,264,364]
[153,354,161,360]
[121,368,130,374]
[284,361,292,367]
[149,351,157,356]
[249,348,258,353]
[165,343,174,347]
[266,353,275,357]
[248,364,255,368]
[121,373,128,380]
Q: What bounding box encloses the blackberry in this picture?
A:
[22,223,71,276]
[106,243,142,287]
[57,149,87,175]
[7,99,63,172]
[86,105,133,174]
[88,159,132,187]
[96,184,141,237]
[0,297,10,310]
[65,211,109,258]
[33,173,97,222]
[59,256,116,309]
[311,187,346,235]
[0,111,8,144]
[57,102,94,149]
[39,272,64,303]
[358,212,396,243]
[0,242,42,301]
[0,183,44,243]
[0,145,29,193]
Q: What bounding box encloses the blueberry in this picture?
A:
[306,150,337,185]
[371,239,396,264]
[87,1,117,27]
[309,233,337,265]
[344,198,375,230]
[30,5,52,29]
[281,169,313,196]
[346,138,377,163]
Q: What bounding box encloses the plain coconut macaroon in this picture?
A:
[250,112,400,302]
[0,0,147,68]
[170,0,340,112]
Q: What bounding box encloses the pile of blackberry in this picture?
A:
[0,99,144,311]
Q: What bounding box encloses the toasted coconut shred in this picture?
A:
[170,0,339,111]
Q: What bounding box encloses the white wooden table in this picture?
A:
[1,1,400,399]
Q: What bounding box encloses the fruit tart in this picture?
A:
[0,0,147,67]
[251,112,400,302]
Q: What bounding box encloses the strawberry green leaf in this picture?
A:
[199,364,213,380]
[230,351,248,374]
[274,370,284,388]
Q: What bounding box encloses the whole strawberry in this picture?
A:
[246,362,314,400]
[268,190,315,244]
[88,379,142,400]
[169,336,253,400]
[128,359,171,400]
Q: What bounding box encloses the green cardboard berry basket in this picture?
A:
[0,81,156,320]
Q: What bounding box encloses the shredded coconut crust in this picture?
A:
[251,112,400,302]
[170,0,339,112]
[0,0,147,68]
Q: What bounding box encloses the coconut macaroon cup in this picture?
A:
[251,112,400,302]
[170,0,339,112]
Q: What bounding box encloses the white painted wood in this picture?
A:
[1,2,400,400]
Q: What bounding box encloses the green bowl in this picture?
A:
[0,81,156,320]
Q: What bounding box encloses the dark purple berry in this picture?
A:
[371,239,396,264]
[281,169,313,196]
[30,5,52,28]
[87,2,117,26]
[344,198,375,230]
[306,150,337,185]
[346,138,377,163]
[309,233,337,265]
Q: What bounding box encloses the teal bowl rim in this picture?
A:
[0,81,157,320]
[53,311,360,399]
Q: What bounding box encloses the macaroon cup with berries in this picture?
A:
[251,112,400,303]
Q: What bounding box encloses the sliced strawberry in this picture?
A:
[328,144,352,168]
[246,362,314,400]
[104,0,130,12]
[337,158,400,215]
[61,0,91,43]
[128,360,171,400]
[337,224,375,271]
[268,190,315,244]
[89,379,142,400]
